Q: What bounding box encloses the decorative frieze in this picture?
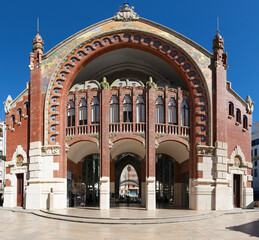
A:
[196,145,214,156]
[41,145,60,156]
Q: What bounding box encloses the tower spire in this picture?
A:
[29,18,44,70]
[37,17,39,33]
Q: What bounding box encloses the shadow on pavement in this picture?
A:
[226,219,259,238]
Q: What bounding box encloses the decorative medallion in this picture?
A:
[127,166,131,171]
[16,155,23,167]
[113,3,139,22]
[234,156,241,168]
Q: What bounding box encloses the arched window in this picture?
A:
[168,97,177,125]
[67,100,75,127]
[79,99,87,125]
[228,102,234,116]
[24,102,29,117]
[17,108,22,123]
[156,96,164,123]
[181,99,189,126]
[91,96,100,124]
[123,94,132,122]
[110,96,119,123]
[236,108,241,123]
[136,95,145,123]
[11,115,15,129]
[243,115,248,129]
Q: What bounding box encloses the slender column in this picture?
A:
[99,88,110,209]
[177,87,182,135]
[165,85,169,134]
[87,86,91,134]
[132,83,136,132]
[146,88,156,210]
[119,83,123,130]
[74,88,79,135]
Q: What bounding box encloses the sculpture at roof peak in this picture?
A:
[113,3,139,22]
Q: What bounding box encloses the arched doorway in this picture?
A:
[155,153,189,209]
[114,154,142,206]
[156,154,174,207]
[67,154,100,207]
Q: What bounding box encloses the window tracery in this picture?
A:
[156,96,164,123]
[181,99,189,126]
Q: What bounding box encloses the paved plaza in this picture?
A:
[0,209,259,239]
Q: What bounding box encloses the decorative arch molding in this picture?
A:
[229,146,252,169]
[67,135,99,147]
[44,31,211,147]
[9,145,28,167]
[157,135,189,148]
[230,146,245,163]
[111,134,145,145]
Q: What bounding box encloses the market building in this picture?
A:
[3,4,254,210]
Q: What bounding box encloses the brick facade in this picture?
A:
[3,5,253,210]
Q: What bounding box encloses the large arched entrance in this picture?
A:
[45,24,211,210]
[114,154,142,206]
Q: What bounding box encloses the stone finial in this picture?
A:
[33,31,44,52]
[146,77,157,89]
[245,95,254,114]
[213,31,224,52]
[113,3,139,22]
[100,77,110,89]
[3,95,12,114]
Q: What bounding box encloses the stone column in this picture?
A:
[99,88,110,209]
[145,88,156,210]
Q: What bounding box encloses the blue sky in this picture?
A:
[0,0,258,124]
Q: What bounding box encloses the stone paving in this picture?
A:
[0,209,259,239]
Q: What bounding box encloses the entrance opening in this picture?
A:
[67,154,100,207]
[118,164,139,204]
[17,173,24,207]
[233,174,241,208]
[156,154,174,207]
[115,153,141,206]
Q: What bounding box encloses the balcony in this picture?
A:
[66,122,190,138]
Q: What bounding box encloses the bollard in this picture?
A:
[48,188,54,211]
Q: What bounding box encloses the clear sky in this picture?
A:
[1,0,258,124]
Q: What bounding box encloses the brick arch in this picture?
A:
[157,135,189,148]
[44,31,210,148]
[111,134,145,145]
[67,135,99,147]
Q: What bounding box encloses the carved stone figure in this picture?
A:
[245,95,254,114]
[113,3,139,22]
[4,95,12,114]
[100,77,110,89]
[146,77,157,89]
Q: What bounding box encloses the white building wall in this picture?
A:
[252,121,259,197]
[0,121,6,195]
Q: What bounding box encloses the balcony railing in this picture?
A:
[66,123,189,137]
[109,123,120,133]
[66,126,76,136]
[122,123,133,133]
[78,125,88,135]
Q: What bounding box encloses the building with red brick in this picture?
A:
[3,4,254,210]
